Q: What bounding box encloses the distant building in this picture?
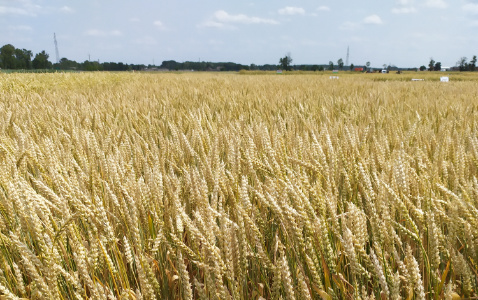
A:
[354,67,364,72]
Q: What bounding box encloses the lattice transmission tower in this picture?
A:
[54,33,60,64]
[345,46,349,67]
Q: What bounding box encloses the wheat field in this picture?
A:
[0,72,477,299]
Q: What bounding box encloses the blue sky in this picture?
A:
[1,0,477,68]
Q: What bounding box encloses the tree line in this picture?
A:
[0,44,265,72]
[280,53,478,73]
[2,43,477,72]
[159,60,255,71]
[455,56,477,71]
[0,44,146,71]
[279,54,373,72]
[418,56,477,72]
[0,43,383,73]
[0,44,50,69]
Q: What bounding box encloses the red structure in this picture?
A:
[354,67,364,72]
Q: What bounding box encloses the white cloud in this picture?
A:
[60,6,74,13]
[199,10,278,28]
[392,0,417,13]
[85,29,123,37]
[363,14,383,24]
[153,20,166,30]
[7,25,32,31]
[463,3,478,14]
[317,6,331,11]
[391,7,417,13]
[213,10,278,24]
[110,30,122,36]
[278,6,305,15]
[85,29,103,36]
[340,14,383,30]
[198,20,227,29]
[0,6,31,15]
[0,0,41,16]
[424,0,447,8]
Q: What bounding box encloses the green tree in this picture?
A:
[279,53,293,71]
[0,44,16,69]
[434,61,441,71]
[14,48,33,69]
[32,50,52,69]
[419,65,426,71]
[469,55,476,71]
[58,57,79,70]
[350,63,354,71]
[457,57,467,72]
[328,61,334,71]
[337,58,344,70]
[428,58,435,71]
[82,60,101,71]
